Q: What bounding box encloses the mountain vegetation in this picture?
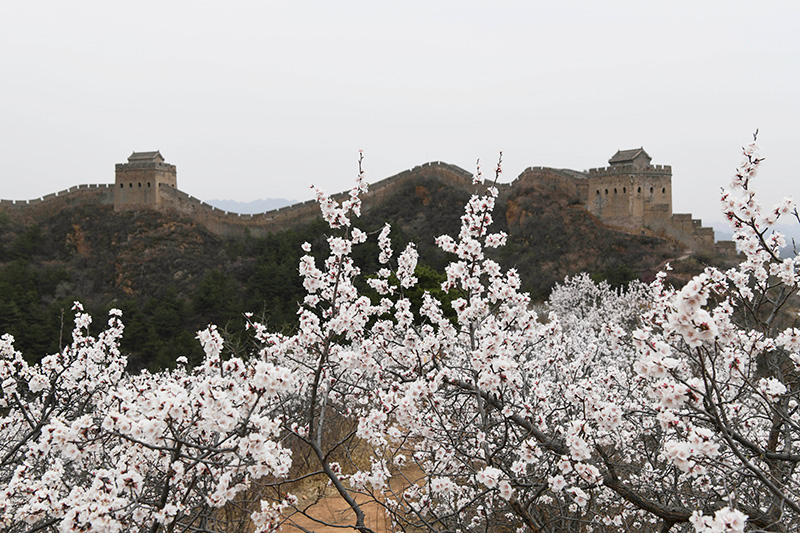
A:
[0,169,717,371]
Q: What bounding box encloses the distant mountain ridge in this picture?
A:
[205,198,296,214]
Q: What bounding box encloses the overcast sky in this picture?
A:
[1,1,798,223]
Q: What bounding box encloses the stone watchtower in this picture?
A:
[114,151,177,211]
[582,148,673,232]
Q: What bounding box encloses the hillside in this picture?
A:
[0,168,707,370]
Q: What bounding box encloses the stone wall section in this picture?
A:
[0,185,114,223]
[158,161,475,238]
[515,165,732,254]
[512,167,581,199]
[363,161,475,209]
[0,156,736,256]
[647,214,716,250]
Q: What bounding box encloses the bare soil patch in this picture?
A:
[282,491,392,532]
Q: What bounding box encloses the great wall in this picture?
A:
[0,150,736,255]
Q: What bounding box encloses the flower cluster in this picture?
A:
[1,309,295,532]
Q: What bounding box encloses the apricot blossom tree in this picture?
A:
[2,139,800,533]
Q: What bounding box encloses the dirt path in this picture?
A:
[656,248,693,272]
[281,491,392,532]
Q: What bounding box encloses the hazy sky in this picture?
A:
[1,1,798,223]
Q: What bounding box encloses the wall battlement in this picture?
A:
[0,183,113,205]
[114,162,176,172]
[155,160,475,237]
[0,151,733,255]
[517,150,730,253]
[0,184,114,218]
[515,166,585,183]
[587,164,672,175]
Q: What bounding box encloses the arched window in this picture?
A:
[596,189,600,195]
[138,183,141,188]
[614,188,617,194]
[650,187,654,193]
[637,186,641,193]
[662,187,666,194]
[129,183,133,188]
[623,187,626,194]
[147,182,151,188]
[605,189,609,195]
[119,183,123,189]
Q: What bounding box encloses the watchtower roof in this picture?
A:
[609,148,650,165]
[128,151,164,163]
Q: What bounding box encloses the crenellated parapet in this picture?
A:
[156,161,476,238]
[114,161,176,173]
[587,163,672,176]
[0,184,114,222]
[0,151,735,256]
